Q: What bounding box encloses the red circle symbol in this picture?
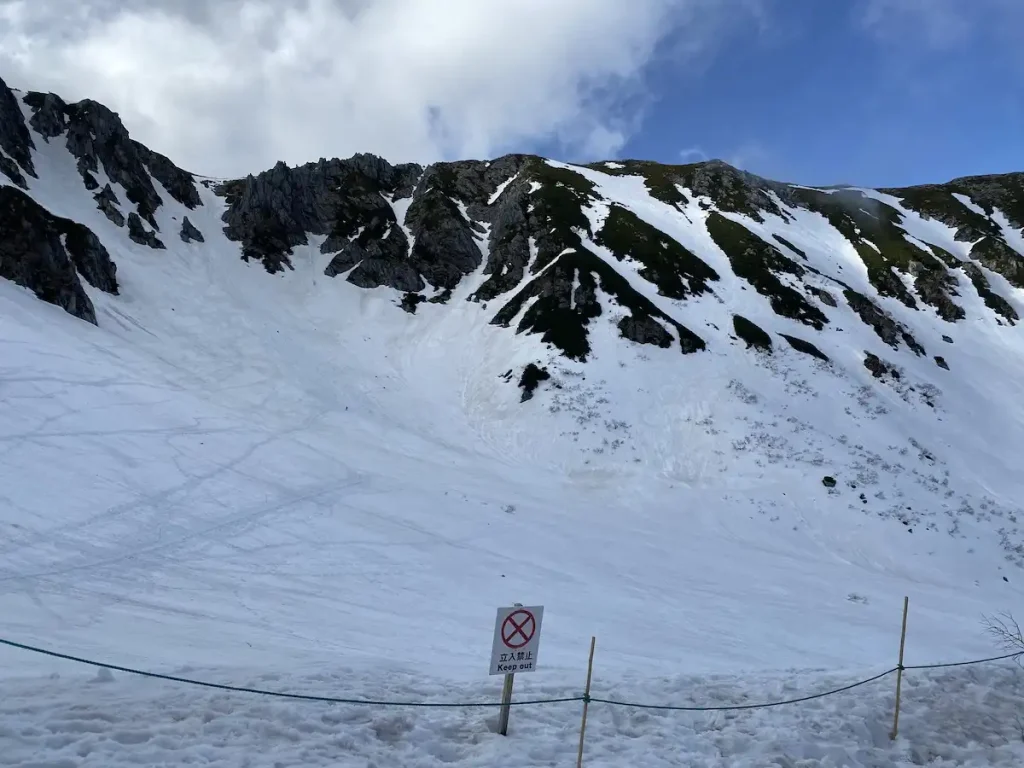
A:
[501,609,536,649]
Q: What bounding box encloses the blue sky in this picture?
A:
[2,0,1020,185]
[548,0,1024,188]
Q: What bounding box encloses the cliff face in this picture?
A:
[2,74,1021,364]
[3,75,1024,570]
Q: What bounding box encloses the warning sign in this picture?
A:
[490,605,544,675]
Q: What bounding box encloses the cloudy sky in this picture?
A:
[0,0,1019,186]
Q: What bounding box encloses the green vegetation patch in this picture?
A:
[843,288,926,355]
[790,187,967,318]
[595,203,719,300]
[970,237,1024,290]
[961,263,1019,323]
[584,159,692,209]
[772,234,806,260]
[705,211,829,329]
[491,247,705,361]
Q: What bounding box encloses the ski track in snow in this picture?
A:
[2,126,1024,765]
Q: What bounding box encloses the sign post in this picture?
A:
[490,603,544,736]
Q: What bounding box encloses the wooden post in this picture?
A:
[497,602,523,736]
[890,596,909,740]
[576,636,597,768]
[497,670,515,736]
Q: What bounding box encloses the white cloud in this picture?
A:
[858,0,968,48]
[857,0,1024,52]
[0,0,765,177]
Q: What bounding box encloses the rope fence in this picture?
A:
[1,636,1020,713]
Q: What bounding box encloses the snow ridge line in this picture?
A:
[1,638,1020,711]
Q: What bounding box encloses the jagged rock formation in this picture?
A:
[0,185,117,324]
[0,75,1022,376]
[180,216,204,243]
[94,184,125,227]
[0,76,36,189]
[127,212,165,249]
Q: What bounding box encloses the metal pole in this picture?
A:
[890,596,909,740]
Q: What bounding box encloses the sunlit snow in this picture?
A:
[2,125,1024,766]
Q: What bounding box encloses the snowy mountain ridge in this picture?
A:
[3,74,1023,565]
[4,71,1024,766]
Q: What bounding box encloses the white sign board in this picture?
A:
[489,605,544,675]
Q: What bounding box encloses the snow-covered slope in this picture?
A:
[3,77,1024,765]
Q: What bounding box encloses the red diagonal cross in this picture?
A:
[502,611,534,649]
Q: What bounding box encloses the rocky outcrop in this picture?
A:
[219,155,421,274]
[0,76,36,189]
[518,363,551,402]
[733,315,773,352]
[127,212,165,250]
[94,184,125,227]
[22,91,67,139]
[21,92,202,223]
[180,216,204,243]
[843,289,926,355]
[780,333,829,362]
[3,74,1024,384]
[0,186,117,323]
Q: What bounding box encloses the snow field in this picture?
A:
[3,113,1024,766]
[1,651,1023,767]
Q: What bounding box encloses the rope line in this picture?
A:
[0,639,580,708]
[903,650,1023,670]
[590,667,898,711]
[1,636,1020,712]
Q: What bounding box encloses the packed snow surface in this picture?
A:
[2,133,1024,765]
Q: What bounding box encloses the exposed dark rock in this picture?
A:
[518,363,551,402]
[907,255,965,321]
[619,315,674,348]
[595,203,719,299]
[935,356,949,370]
[946,172,1024,230]
[864,352,892,379]
[822,476,837,488]
[733,314,773,352]
[127,212,165,249]
[471,178,533,301]
[94,184,125,227]
[772,234,807,259]
[403,166,485,289]
[843,289,926,355]
[491,247,704,360]
[62,220,120,295]
[219,155,421,275]
[23,93,201,224]
[595,158,793,221]
[474,160,598,303]
[399,292,426,314]
[942,334,954,343]
[22,91,67,139]
[706,212,829,329]
[134,142,202,209]
[180,216,204,243]
[779,333,829,362]
[807,286,838,307]
[961,262,1017,322]
[0,186,118,323]
[0,76,36,188]
[970,236,1024,290]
